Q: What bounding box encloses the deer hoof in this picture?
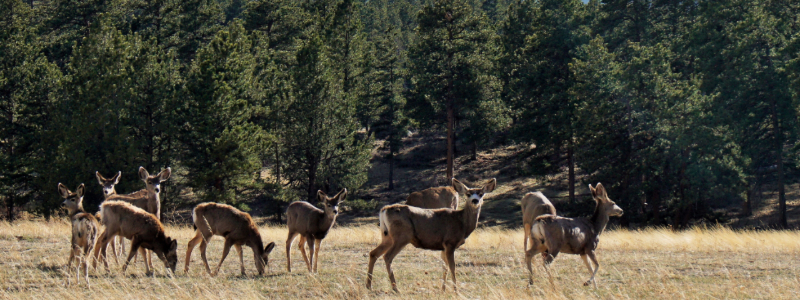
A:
[583,280,592,286]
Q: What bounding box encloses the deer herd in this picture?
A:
[60,168,623,292]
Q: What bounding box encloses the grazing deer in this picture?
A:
[185,202,276,276]
[285,188,346,273]
[92,201,178,275]
[103,166,171,269]
[59,183,99,285]
[520,191,556,252]
[405,186,459,209]
[526,183,623,288]
[366,178,497,292]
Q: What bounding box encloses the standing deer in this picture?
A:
[58,183,99,285]
[102,166,171,269]
[285,188,346,273]
[405,186,459,209]
[520,191,556,252]
[366,178,497,292]
[185,202,276,276]
[92,201,178,275]
[95,171,132,261]
[526,183,623,288]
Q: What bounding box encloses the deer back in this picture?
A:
[381,204,474,251]
[406,186,459,209]
[521,192,556,225]
[105,190,152,214]
[286,201,328,237]
[193,202,262,244]
[99,201,165,241]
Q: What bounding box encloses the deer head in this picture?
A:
[589,183,623,217]
[317,188,347,216]
[58,183,86,216]
[96,171,121,197]
[139,167,171,195]
[260,242,276,273]
[158,237,179,273]
[452,178,496,208]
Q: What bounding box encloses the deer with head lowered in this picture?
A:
[366,178,496,292]
[101,167,171,270]
[59,183,99,285]
[520,191,556,252]
[285,188,346,273]
[185,202,276,276]
[92,201,178,275]
[405,185,459,209]
[526,183,623,288]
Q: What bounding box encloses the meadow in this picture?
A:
[1,221,799,299]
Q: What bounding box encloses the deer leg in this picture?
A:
[305,237,316,273]
[580,254,595,287]
[213,238,234,277]
[235,244,245,276]
[96,231,112,271]
[523,223,531,252]
[440,251,449,291]
[445,246,457,292]
[366,235,393,289]
[312,239,321,273]
[383,242,408,293]
[91,231,107,270]
[285,231,298,272]
[68,243,77,269]
[586,251,600,288]
[297,236,311,272]
[199,239,212,275]
[82,243,92,285]
[139,247,152,275]
[122,238,142,274]
[184,230,203,273]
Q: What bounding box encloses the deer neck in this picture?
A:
[460,203,481,238]
[589,202,610,236]
[67,206,85,218]
[319,211,337,232]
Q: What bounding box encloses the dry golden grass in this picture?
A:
[1,221,799,299]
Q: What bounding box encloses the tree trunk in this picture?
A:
[388,151,395,191]
[471,141,477,161]
[274,144,281,184]
[6,193,13,222]
[742,187,753,217]
[770,97,787,228]
[568,144,575,203]
[307,150,318,203]
[446,99,455,180]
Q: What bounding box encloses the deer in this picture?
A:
[405,186,459,209]
[285,188,346,273]
[95,171,137,262]
[525,183,623,288]
[184,202,276,276]
[92,201,178,275]
[101,166,171,270]
[520,191,557,252]
[366,178,497,292]
[58,183,99,285]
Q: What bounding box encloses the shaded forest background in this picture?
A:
[2,0,799,229]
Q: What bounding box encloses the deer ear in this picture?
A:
[114,171,121,184]
[482,178,497,193]
[335,188,347,201]
[138,167,149,181]
[595,183,607,199]
[589,184,596,197]
[57,183,70,198]
[452,178,468,195]
[169,238,178,251]
[96,171,105,185]
[77,184,86,198]
[264,242,275,254]
[317,190,327,202]
[159,167,172,181]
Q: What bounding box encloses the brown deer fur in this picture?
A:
[285,188,346,273]
[95,171,129,262]
[366,178,496,292]
[185,202,276,276]
[103,167,171,268]
[59,183,99,285]
[92,201,178,275]
[405,186,459,209]
[520,191,557,252]
[525,183,623,288]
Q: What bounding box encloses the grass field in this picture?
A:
[1,221,799,299]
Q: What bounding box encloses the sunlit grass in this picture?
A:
[1,221,799,299]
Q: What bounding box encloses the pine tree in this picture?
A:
[408,0,504,180]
